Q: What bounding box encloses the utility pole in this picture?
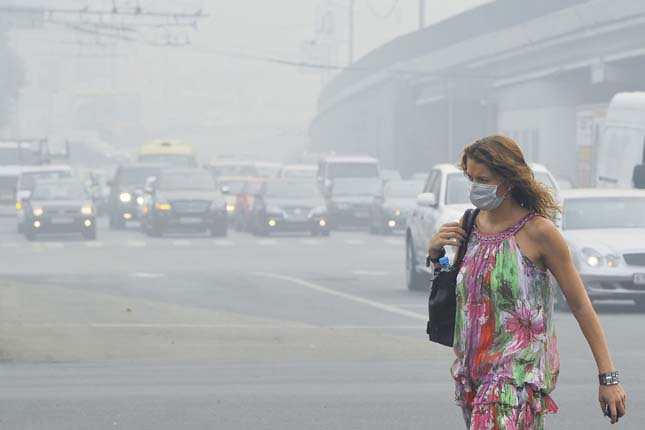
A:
[419,0,426,30]
[348,0,354,65]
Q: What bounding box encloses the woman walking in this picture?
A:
[427,135,627,429]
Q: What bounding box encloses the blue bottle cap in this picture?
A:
[438,256,450,265]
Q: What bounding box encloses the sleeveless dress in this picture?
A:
[450,212,560,430]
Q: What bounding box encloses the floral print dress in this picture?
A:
[451,212,560,430]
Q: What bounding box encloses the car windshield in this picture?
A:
[211,164,258,177]
[119,167,161,187]
[384,181,423,198]
[20,170,72,191]
[445,173,470,205]
[138,154,196,167]
[282,167,317,178]
[256,164,281,178]
[158,171,216,191]
[265,181,320,198]
[32,182,87,201]
[327,162,379,179]
[563,197,645,229]
[332,180,380,196]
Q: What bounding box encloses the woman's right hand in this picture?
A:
[428,221,467,257]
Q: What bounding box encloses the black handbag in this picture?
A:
[426,208,479,347]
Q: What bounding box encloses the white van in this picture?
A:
[596,92,645,188]
[316,155,380,192]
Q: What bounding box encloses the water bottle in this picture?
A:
[439,256,451,272]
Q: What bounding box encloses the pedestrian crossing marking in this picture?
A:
[127,240,147,248]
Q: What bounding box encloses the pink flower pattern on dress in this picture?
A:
[502,301,546,356]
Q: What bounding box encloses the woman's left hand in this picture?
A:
[599,384,626,424]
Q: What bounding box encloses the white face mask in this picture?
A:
[468,181,507,211]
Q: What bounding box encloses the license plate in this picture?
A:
[180,217,203,224]
[51,217,74,224]
[634,273,645,285]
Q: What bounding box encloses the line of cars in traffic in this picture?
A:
[9,142,644,311]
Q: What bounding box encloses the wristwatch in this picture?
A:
[598,371,620,386]
[426,247,446,267]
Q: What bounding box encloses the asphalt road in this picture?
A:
[0,216,642,429]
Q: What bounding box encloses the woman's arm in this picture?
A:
[534,218,627,424]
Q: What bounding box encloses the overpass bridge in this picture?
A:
[309,0,645,185]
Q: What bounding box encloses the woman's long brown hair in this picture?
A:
[459,135,561,219]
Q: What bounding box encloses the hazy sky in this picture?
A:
[4,0,492,157]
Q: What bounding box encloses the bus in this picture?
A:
[137,140,197,167]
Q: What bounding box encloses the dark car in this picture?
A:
[21,178,96,241]
[107,164,162,229]
[326,178,382,229]
[139,168,227,237]
[250,180,329,236]
[369,179,424,234]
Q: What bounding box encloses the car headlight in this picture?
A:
[581,248,603,268]
[81,205,93,215]
[32,207,43,217]
[393,208,401,216]
[266,205,283,215]
[136,196,144,206]
[119,192,132,203]
[226,203,236,213]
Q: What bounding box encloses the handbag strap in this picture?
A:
[453,208,479,268]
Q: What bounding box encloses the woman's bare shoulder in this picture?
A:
[525,214,562,244]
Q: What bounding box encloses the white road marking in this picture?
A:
[171,240,192,247]
[129,272,166,279]
[3,322,420,330]
[44,242,64,248]
[253,272,426,321]
[85,241,105,248]
[351,269,391,276]
[301,239,321,245]
[0,242,18,248]
[213,239,234,246]
[344,239,365,245]
[127,240,147,248]
[396,303,428,309]
[257,239,277,246]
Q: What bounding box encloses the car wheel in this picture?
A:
[148,219,162,237]
[109,214,125,230]
[406,237,429,291]
[25,229,36,242]
[252,217,268,237]
[320,228,330,237]
[16,223,23,234]
[82,227,97,241]
[210,220,228,237]
[635,299,645,312]
[368,215,379,235]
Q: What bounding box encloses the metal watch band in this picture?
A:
[598,371,620,385]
